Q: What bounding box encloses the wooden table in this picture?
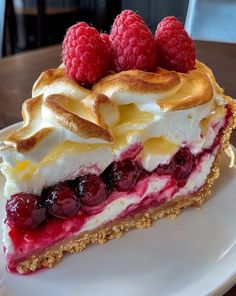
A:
[0,41,236,295]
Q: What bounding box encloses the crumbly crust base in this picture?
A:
[14,98,236,274]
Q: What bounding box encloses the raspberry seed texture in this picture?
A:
[110,10,157,72]
[155,16,196,72]
[62,22,109,85]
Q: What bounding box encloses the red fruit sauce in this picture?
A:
[5,107,232,272]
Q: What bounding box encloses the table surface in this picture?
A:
[0,41,236,295]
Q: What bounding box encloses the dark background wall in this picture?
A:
[121,0,189,31]
[3,0,189,56]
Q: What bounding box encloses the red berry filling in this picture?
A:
[5,109,230,273]
[6,193,46,230]
[4,147,197,230]
[75,174,107,207]
[6,107,231,233]
[156,147,194,186]
[103,159,142,192]
[42,182,81,219]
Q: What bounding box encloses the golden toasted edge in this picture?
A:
[81,92,119,128]
[4,96,55,153]
[4,83,116,153]
[15,99,236,274]
[92,69,181,94]
[5,128,54,153]
[3,61,223,154]
[158,69,214,111]
[32,68,66,94]
[44,94,113,142]
[93,64,217,111]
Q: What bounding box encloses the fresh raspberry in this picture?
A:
[155,16,196,72]
[110,10,157,72]
[100,33,112,68]
[62,22,109,85]
[100,33,111,54]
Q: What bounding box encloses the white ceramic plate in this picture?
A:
[0,123,236,296]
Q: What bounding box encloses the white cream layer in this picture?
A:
[3,147,216,256]
[0,103,225,198]
[0,60,227,198]
[1,146,113,196]
[0,96,217,166]
[78,149,216,235]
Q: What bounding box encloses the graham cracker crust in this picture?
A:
[15,98,236,274]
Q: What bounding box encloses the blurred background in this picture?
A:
[0,0,189,57]
[0,0,236,57]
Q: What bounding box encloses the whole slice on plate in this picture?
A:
[0,12,235,274]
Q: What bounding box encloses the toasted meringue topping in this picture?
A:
[0,60,225,162]
[157,69,213,111]
[2,68,121,154]
[92,69,181,105]
[43,94,114,141]
[33,68,66,95]
[33,68,90,99]
[0,60,232,197]
[5,96,54,153]
[93,62,213,110]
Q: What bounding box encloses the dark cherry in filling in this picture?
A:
[103,159,142,191]
[6,193,46,230]
[42,182,81,219]
[75,174,107,207]
[6,147,196,230]
[11,100,235,235]
[156,147,194,184]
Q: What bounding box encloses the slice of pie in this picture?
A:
[0,13,236,274]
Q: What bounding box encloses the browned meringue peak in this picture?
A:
[33,67,119,128]
[1,61,216,155]
[33,68,65,94]
[3,68,119,154]
[32,68,90,99]
[93,62,214,110]
[4,96,54,153]
[93,68,180,94]
[43,93,118,140]
[196,60,224,95]
[158,68,213,111]
[92,69,181,104]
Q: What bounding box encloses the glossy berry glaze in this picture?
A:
[4,108,232,272]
